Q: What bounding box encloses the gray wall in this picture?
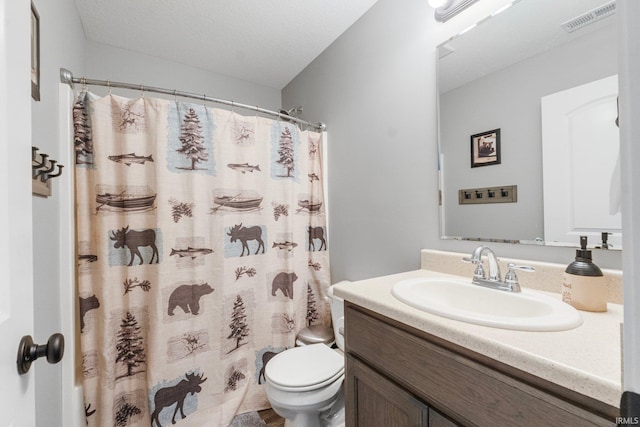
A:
[283,0,436,281]
[84,40,281,108]
[30,0,85,425]
[283,0,622,282]
[441,24,617,241]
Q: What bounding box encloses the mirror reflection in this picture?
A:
[437,0,620,249]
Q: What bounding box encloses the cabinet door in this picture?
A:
[346,355,428,427]
[429,409,459,427]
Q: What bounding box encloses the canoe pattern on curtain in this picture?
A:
[74,91,331,427]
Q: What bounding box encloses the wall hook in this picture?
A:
[36,160,57,181]
[32,152,48,171]
[44,164,64,182]
[31,146,64,197]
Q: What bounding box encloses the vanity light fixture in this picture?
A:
[428,0,450,8]
[430,0,480,22]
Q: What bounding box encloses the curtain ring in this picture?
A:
[173,89,177,103]
[107,80,111,95]
[230,100,235,114]
[81,77,87,91]
[140,84,145,98]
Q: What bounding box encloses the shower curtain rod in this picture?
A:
[59,68,326,131]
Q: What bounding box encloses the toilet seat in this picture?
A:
[265,343,344,392]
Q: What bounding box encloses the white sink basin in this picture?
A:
[391,278,583,331]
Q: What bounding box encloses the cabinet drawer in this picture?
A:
[345,304,614,427]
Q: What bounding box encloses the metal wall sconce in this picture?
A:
[32,146,64,197]
[428,0,480,22]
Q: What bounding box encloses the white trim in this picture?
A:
[59,84,83,427]
[619,0,640,394]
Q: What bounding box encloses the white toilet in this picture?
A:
[265,283,347,427]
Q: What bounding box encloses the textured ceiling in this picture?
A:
[73,0,379,89]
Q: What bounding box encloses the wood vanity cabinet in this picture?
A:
[344,302,617,427]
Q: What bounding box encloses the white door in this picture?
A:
[541,75,621,249]
[0,0,36,426]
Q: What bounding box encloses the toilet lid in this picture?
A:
[265,343,344,389]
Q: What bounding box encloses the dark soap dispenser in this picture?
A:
[562,236,607,312]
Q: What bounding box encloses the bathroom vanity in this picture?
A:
[335,268,621,427]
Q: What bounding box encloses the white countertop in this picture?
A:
[333,269,623,408]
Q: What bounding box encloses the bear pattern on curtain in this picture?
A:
[74,91,331,426]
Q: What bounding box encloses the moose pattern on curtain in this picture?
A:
[74,91,331,426]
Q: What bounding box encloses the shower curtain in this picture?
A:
[74,91,331,426]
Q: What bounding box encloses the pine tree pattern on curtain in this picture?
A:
[75,91,331,426]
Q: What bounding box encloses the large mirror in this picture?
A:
[437,0,620,249]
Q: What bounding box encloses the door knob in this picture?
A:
[16,333,65,375]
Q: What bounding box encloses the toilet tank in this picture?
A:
[327,281,349,351]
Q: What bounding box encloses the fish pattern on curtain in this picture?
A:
[74,91,331,427]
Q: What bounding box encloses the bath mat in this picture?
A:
[229,411,267,427]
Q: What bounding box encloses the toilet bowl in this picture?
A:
[265,282,348,427]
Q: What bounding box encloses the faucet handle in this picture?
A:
[462,256,485,279]
[507,263,535,273]
[504,263,535,291]
[473,263,485,280]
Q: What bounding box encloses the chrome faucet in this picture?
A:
[463,246,534,292]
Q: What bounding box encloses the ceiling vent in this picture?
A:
[561,1,616,33]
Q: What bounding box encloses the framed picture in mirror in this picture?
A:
[31,2,40,101]
[471,128,500,168]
